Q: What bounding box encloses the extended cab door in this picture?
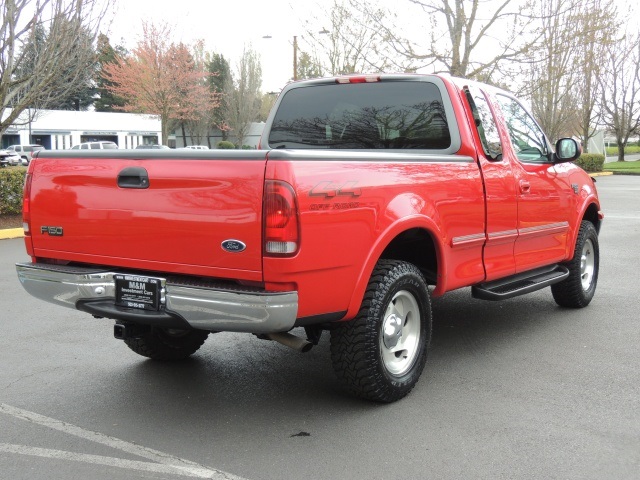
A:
[463,86,519,281]
[494,95,574,273]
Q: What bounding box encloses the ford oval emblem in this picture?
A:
[221,239,246,253]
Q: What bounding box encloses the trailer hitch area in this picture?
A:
[114,322,151,340]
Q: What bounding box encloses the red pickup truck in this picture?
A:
[16,74,602,402]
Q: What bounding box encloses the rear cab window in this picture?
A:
[267,78,460,152]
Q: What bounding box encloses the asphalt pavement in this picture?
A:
[0,175,638,480]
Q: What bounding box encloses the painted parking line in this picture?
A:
[0,403,247,480]
[0,444,218,478]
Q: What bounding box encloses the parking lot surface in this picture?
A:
[1,175,638,479]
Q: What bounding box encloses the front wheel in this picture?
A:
[330,260,432,402]
[552,221,599,308]
[123,327,209,360]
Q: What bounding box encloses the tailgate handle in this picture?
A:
[118,167,149,189]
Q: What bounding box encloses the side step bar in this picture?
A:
[472,265,569,301]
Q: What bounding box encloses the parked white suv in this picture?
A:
[8,144,45,165]
[71,141,118,150]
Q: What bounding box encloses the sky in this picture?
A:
[103,0,640,94]
[104,0,319,93]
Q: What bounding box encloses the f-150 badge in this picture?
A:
[41,226,63,236]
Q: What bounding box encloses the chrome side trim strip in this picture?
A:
[487,229,519,245]
[16,263,298,334]
[518,221,569,238]
[451,233,485,248]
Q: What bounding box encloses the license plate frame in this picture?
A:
[114,274,162,311]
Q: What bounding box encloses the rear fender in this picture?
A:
[343,214,445,321]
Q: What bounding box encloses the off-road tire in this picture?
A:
[551,220,599,308]
[124,327,209,360]
[330,260,432,403]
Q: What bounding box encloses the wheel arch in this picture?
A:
[567,199,601,260]
[343,216,445,321]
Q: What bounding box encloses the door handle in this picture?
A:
[519,180,531,194]
[118,167,149,189]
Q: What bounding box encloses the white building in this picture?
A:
[171,122,266,149]
[1,109,161,150]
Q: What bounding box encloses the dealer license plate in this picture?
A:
[114,274,162,311]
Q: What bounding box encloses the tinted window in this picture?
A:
[269,81,451,150]
[496,95,549,162]
[80,144,89,149]
[103,143,118,149]
[465,86,502,160]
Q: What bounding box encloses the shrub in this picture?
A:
[241,144,255,150]
[575,153,605,173]
[0,167,27,215]
[216,141,236,149]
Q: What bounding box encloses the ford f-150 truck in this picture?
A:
[16,74,602,402]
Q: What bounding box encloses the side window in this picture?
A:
[90,143,101,149]
[496,95,549,163]
[464,86,502,160]
[80,144,89,149]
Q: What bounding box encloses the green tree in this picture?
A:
[95,34,128,112]
[296,51,323,80]
[206,53,231,139]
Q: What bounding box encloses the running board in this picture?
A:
[472,265,569,301]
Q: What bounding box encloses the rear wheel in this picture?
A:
[123,327,209,360]
[330,260,432,402]
[552,221,599,308]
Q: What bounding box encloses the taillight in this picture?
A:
[263,180,299,256]
[22,172,33,235]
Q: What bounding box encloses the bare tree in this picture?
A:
[599,31,640,162]
[523,0,581,142]
[352,0,538,79]
[573,0,618,152]
[0,0,109,137]
[222,47,262,147]
[300,0,406,77]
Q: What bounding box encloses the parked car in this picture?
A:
[7,144,45,165]
[135,144,171,149]
[71,141,118,150]
[0,149,22,167]
[183,145,209,150]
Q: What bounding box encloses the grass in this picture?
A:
[604,160,640,174]
[605,146,640,156]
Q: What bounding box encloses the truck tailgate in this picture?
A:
[28,151,267,281]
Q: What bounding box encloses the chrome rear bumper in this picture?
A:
[15,263,298,333]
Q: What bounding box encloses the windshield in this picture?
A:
[268,81,451,150]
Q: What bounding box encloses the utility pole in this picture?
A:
[293,36,298,81]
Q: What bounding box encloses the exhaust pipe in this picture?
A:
[266,332,313,353]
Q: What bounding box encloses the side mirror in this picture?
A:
[554,138,581,163]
